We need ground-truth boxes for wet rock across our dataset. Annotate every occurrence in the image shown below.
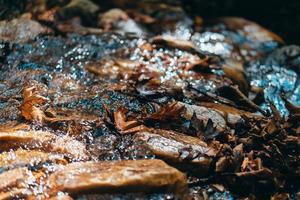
[0,2,299,198]
[0,129,89,161]
[98,8,128,30]
[179,102,227,133]
[57,0,99,25]
[191,32,238,59]
[146,4,192,37]
[204,17,283,62]
[99,8,146,35]
[265,45,300,74]
[199,102,260,126]
[151,35,202,55]
[47,159,188,196]
[246,64,300,116]
[86,59,140,81]
[219,17,284,44]
[0,18,52,43]
[0,42,10,63]
[0,167,30,192]
[0,188,29,200]
[57,17,103,35]
[0,149,67,170]
[134,129,219,174]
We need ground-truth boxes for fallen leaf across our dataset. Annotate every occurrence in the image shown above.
[19,86,48,122]
[114,107,143,134]
[142,102,185,122]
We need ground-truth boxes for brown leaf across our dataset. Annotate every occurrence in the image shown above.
[142,102,185,122]
[37,7,58,23]
[269,103,282,121]
[241,156,262,172]
[223,64,249,94]
[216,156,230,172]
[218,85,266,114]
[19,86,48,122]
[114,107,142,134]
[86,60,140,81]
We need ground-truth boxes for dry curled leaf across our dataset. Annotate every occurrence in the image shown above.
[142,102,185,122]
[20,86,48,122]
[241,156,262,172]
[114,107,147,134]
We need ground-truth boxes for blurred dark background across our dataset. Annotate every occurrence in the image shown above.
[183,0,300,45]
[1,0,300,44]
